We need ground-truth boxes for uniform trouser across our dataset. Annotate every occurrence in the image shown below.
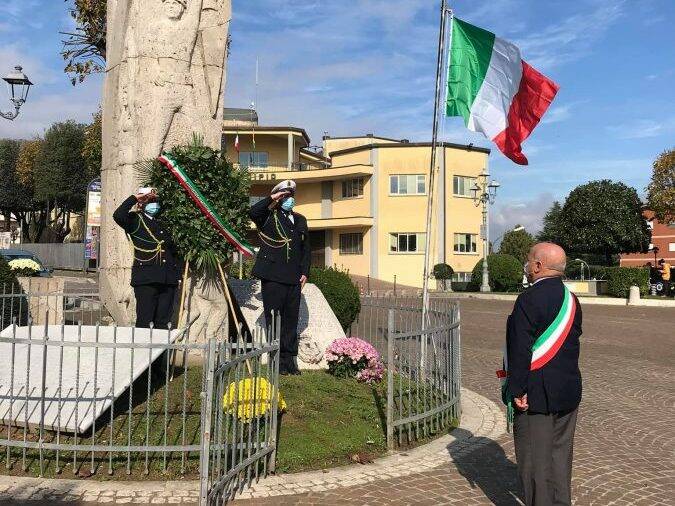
[260,280,301,368]
[133,283,177,329]
[514,408,578,506]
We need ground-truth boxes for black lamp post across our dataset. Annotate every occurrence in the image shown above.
[1,66,33,120]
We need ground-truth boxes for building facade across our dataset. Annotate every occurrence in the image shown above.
[223,114,490,288]
[620,210,675,266]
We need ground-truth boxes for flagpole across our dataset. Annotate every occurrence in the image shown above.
[421,0,451,328]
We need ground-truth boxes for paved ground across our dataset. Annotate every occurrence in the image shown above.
[1,299,673,505]
[242,299,675,505]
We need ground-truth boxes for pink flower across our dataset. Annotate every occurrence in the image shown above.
[325,337,384,383]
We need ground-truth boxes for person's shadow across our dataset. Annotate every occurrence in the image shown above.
[447,428,523,505]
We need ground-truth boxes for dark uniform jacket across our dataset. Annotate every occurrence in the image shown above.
[506,276,582,414]
[249,196,310,285]
[113,195,182,287]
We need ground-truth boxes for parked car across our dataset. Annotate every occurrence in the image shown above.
[0,249,53,277]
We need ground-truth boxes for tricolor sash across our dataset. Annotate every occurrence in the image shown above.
[158,154,255,258]
[497,284,577,431]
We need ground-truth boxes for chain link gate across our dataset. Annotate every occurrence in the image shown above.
[199,318,281,505]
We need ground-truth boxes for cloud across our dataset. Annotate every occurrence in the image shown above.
[491,192,556,245]
[606,117,675,140]
[541,104,571,125]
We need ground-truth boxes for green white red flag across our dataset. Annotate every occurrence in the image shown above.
[446,18,559,165]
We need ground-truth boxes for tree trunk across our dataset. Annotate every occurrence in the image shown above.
[1,210,11,232]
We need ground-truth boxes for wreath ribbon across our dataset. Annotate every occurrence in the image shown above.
[157,154,254,258]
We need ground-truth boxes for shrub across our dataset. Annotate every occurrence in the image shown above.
[8,258,41,277]
[309,266,360,330]
[470,254,522,292]
[432,263,454,280]
[0,257,28,326]
[605,267,649,297]
[325,337,384,384]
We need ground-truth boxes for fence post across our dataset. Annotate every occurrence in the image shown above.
[386,308,395,451]
[199,338,217,505]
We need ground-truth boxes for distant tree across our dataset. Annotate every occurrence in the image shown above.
[646,148,675,223]
[61,0,106,85]
[537,201,563,243]
[556,180,650,265]
[0,139,24,232]
[499,226,535,263]
[82,109,102,177]
[34,121,90,242]
[14,139,45,241]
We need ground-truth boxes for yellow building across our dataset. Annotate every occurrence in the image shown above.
[223,110,490,288]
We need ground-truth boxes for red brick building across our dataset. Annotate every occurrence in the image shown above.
[620,210,675,266]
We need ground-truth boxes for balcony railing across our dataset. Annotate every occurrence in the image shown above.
[233,162,319,172]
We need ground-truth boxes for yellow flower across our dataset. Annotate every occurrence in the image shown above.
[222,377,287,422]
[8,258,41,272]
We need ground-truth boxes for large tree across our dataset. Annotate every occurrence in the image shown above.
[646,148,675,223]
[14,139,45,241]
[61,0,106,85]
[556,180,650,265]
[82,109,102,177]
[537,201,563,243]
[499,226,535,264]
[0,140,25,232]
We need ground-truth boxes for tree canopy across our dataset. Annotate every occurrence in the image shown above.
[0,139,25,231]
[646,148,675,223]
[61,0,106,85]
[537,201,563,243]
[553,180,650,265]
[499,226,535,263]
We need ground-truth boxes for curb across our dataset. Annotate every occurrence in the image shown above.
[441,291,675,308]
[0,388,505,503]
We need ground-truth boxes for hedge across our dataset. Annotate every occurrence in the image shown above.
[309,266,361,330]
[0,257,28,326]
[470,254,522,292]
[605,267,649,298]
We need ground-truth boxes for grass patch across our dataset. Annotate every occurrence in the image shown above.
[0,366,456,479]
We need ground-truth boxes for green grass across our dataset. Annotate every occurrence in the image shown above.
[0,367,455,479]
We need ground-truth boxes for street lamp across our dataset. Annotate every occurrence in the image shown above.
[472,171,500,292]
[1,66,33,121]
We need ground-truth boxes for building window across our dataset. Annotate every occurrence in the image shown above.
[239,151,269,169]
[669,242,675,252]
[389,175,426,195]
[453,175,476,197]
[342,178,364,198]
[390,233,426,253]
[454,233,477,253]
[340,233,363,255]
[452,272,472,282]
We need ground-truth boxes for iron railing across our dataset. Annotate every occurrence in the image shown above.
[350,295,461,449]
[0,289,281,506]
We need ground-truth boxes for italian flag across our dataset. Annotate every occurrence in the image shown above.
[446,18,559,165]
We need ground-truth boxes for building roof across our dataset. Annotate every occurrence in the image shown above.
[328,141,491,157]
[223,108,258,123]
[322,134,403,143]
[300,148,330,163]
[222,125,311,146]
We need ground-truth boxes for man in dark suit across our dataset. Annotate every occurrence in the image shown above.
[506,242,582,506]
[113,188,182,329]
[249,180,310,375]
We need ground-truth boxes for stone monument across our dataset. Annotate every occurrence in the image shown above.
[100,0,232,335]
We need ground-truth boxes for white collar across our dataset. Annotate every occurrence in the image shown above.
[532,275,561,285]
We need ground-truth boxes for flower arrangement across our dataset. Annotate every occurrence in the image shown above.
[8,258,42,277]
[325,337,385,384]
[222,377,287,422]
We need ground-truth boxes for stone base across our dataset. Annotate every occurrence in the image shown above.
[229,280,345,369]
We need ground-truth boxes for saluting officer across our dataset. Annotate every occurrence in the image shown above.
[250,180,310,375]
[113,188,182,329]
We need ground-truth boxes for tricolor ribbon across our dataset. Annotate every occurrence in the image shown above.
[158,154,255,258]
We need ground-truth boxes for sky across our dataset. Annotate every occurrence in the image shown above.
[0,0,673,242]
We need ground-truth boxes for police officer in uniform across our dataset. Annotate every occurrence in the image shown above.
[113,188,182,329]
[249,180,310,375]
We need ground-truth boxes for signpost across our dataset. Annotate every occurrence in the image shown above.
[84,178,102,271]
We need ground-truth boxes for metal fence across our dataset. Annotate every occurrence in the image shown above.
[16,243,85,271]
[0,289,280,505]
[350,295,461,449]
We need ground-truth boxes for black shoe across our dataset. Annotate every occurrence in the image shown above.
[279,363,291,376]
[290,367,301,376]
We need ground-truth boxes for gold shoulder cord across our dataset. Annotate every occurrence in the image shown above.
[257,210,292,261]
[127,214,164,263]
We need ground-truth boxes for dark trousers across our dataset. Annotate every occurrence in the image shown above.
[133,283,177,329]
[514,408,578,506]
[260,280,301,367]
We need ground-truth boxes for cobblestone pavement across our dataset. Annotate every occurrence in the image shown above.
[1,299,674,505]
[241,299,675,505]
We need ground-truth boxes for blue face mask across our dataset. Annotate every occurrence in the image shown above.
[281,196,295,212]
[145,202,161,217]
